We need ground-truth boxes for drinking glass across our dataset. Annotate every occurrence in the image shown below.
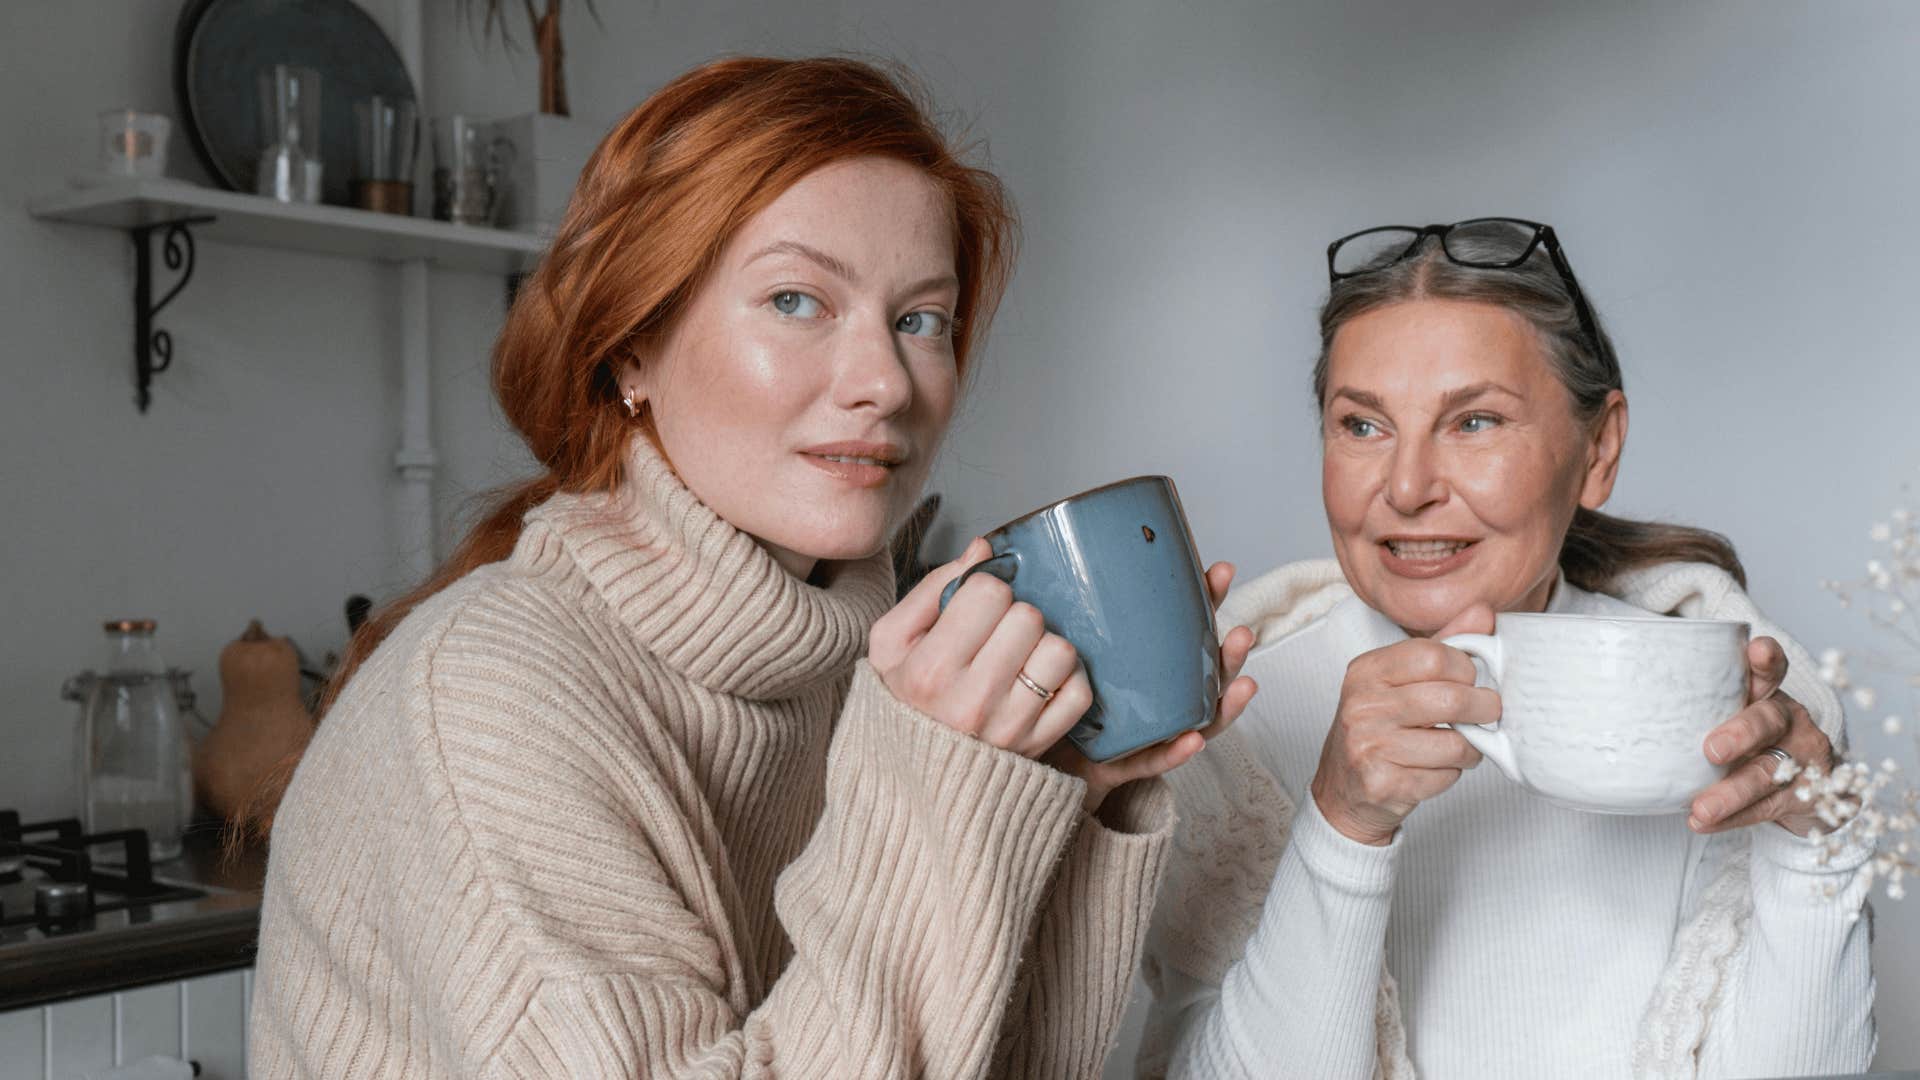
[256,64,323,203]
[353,95,417,214]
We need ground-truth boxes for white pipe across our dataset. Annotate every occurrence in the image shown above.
[392,0,437,581]
[395,262,437,582]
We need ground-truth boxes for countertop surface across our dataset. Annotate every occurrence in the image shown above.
[0,819,265,1011]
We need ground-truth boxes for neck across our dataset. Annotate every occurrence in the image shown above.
[755,536,818,582]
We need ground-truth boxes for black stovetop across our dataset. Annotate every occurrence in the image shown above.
[0,810,262,1010]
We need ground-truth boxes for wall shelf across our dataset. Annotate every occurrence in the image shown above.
[30,178,546,275]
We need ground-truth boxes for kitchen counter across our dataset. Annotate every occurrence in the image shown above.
[0,819,265,1011]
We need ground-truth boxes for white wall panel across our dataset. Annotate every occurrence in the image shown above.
[114,984,181,1065]
[0,1005,45,1080]
[180,971,247,1080]
[45,997,111,1077]
[0,969,249,1080]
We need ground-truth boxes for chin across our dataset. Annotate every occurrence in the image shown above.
[761,519,891,565]
[1359,580,1479,637]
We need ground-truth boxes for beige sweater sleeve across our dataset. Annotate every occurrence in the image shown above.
[442,660,1102,1079]
[993,777,1175,1078]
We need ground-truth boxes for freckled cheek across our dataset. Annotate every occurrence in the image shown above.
[685,331,833,441]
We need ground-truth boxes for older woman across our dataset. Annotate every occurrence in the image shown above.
[1137,219,1874,1078]
[248,57,1255,1079]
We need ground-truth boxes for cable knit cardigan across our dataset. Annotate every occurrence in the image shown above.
[249,434,1175,1079]
[1135,558,1869,1079]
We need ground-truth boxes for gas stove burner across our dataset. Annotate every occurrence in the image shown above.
[0,808,209,947]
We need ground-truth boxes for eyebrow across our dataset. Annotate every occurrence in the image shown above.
[1437,381,1521,411]
[747,239,960,302]
[1327,381,1520,412]
[748,240,860,283]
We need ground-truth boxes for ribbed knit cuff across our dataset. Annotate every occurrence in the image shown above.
[1292,790,1401,896]
[1092,776,1175,836]
[833,660,1088,866]
[765,662,1094,1073]
[1751,817,1874,911]
[1000,777,1175,1077]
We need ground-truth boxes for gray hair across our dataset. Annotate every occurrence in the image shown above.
[1312,225,1745,592]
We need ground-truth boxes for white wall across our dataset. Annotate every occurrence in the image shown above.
[4,0,1915,1071]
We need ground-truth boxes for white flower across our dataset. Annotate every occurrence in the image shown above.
[1884,715,1905,736]
[1873,522,1893,542]
[1854,687,1879,710]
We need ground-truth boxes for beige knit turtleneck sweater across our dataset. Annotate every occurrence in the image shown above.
[249,436,1175,1079]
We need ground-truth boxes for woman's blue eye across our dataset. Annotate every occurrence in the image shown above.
[1458,413,1500,433]
[1341,416,1380,438]
[896,310,950,338]
[771,291,825,318]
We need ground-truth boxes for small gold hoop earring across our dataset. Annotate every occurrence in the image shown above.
[620,391,640,418]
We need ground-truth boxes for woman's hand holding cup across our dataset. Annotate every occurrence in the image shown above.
[1688,636,1836,837]
[873,538,1097,758]
[871,539,1258,813]
[1311,605,1501,846]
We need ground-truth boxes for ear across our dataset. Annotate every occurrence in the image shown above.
[1578,389,1628,510]
[617,354,649,408]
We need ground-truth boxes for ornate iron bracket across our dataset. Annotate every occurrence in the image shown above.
[131,216,214,413]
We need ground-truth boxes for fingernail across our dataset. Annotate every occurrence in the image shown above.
[1697,798,1722,822]
[1687,816,1706,832]
[1705,736,1729,763]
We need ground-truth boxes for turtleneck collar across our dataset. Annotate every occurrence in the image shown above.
[518,435,896,700]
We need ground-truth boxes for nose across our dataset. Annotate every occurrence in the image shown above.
[1384,436,1447,516]
[833,316,914,417]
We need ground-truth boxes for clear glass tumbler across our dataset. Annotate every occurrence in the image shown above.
[256,64,323,203]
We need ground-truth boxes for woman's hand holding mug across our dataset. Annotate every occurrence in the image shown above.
[1311,605,1499,846]
[1688,636,1836,837]
[871,538,1257,813]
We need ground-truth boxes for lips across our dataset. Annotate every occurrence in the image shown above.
[798,440,907,489]
[1376,536,1478,578]
[1384,538,1474,561]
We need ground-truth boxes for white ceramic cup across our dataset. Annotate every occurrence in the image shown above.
[1441,612,1750,814]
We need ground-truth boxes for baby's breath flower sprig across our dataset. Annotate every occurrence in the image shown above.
[1811,489,1920,908]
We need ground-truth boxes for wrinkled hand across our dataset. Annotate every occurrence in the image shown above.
[1040,561,1259,813]
[1310,605,1499,846]
[1688,636,1835,837]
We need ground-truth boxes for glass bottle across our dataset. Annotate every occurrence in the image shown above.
[79,620,192,862]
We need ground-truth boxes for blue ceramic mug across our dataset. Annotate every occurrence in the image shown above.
[939,476,1220,762]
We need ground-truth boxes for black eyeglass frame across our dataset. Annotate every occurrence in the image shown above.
[1325,217,1604,359]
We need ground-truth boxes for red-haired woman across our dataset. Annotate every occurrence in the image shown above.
[248,57,1257,1078]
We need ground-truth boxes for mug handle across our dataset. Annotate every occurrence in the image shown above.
[1436,633,1520,783]
[938,551,1020,610]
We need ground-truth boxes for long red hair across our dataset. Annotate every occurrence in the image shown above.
[244,57,1017,836]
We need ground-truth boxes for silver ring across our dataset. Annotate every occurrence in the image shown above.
[1016,670,1055,702]
[1761,745,1795,778]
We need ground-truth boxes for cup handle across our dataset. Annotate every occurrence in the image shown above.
[938,551,1020,610]
[1436,632,1520,783]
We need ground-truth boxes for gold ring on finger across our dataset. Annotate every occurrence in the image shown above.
[1016,670,1055,702]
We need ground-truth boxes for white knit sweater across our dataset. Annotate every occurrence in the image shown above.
[250,434,1175,1078]
[1136,559,1876,1079]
